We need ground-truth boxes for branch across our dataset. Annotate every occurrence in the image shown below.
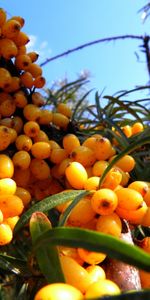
[40,34,144,67]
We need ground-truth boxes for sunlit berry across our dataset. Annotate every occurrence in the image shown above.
[38,109,53,125]
[13,90,28,108]
[0,38,18,59]
[70,145,96,167]
[85,279,120,299]
[109,154,135,172]
[33,76,46,88]
[84,176,100,191]
[10,16,25,28]
[12,31,30,46]
[93,137,113,160]
[57,103,72,118]
[15,54,32,71]
[77,248,106,265]
[0,154,14,178]
[96,212,122,237]
[33,130,49,142]
[23,104,41,121]
[128,181,149,197]
[30,158,51,180]
[52,112,69,129]
[86,265,106,283]
[20,71,34,89]
[116,202,148,225]
[0,178,16,195]
[115,187,143,210]
[2,19,21,38]
[31,92,46,106]
[0,194,24,218]
[0,223,13,246]
[27,51,39,62]
[62,134,80,154]
[92,160,109,177]
[23,121,40,137]
[132,122,144,135]
[11,116,24,134]
[91,188,118,215]
[12,150,31,170]
[65,162,88,189]
[15,134,32,151]
[15,187,31,207]
[4,76,21,93]
[31,142,51,159]
[27,63,42,78]
[50,148,68,164]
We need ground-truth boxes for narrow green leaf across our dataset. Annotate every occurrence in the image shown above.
[14,190,85,233]
[33,227,150,272]
[30,212,65,283]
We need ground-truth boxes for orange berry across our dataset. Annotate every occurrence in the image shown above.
[132,122,144,135]
[33,130,49,142]
[31,92,46,106]
[115,187,143,210]
[12,31,30,46]
[11,116,24,134]
[63,134,80,154]
[141,207,150,226]
[33,76,46,88]
[2,19,21,39]
[128,181,149,197]
[0,210,3,223]
[0,154,14,178]
[17,45,27,55]
[110,154,135,172]
[144,188,150,206]
[27,63,42,78]
[15,134,33,151]
[20,71,33,88]
[77,248,106,265]
[0,194,24,218]
[91,188,118,215]
[0,223,13,245]
[84,176,100,191]
[5,216,20,230]
[93,137,113,160]
[0,125,12,150]
[70,145,96,167]
[13,167,31,188]
[116,202,148,225]
[10,16,25,28]
[15,54,32,71]
[31,142,51,159]
[0,98,16,117]
[24,121,40,137]
[50,148,68,164]
[85,279,120,299]
[57,103,72,118]
[23,104,41,121]
[0,38,18,59]
[38,109,53,125]
[52,112,69,129]
[12,150,31,170]
[92,160,109,177]
[121,125,132,137]
[65,162,88,189]
[96,212,122,237]
[27,51,39,62]
[4,76,21,93]
[15,187,31,207]
[13,90,28,108]
[0,178,16,195]
[86,265,106,283]
[30,158,51,180]
[101,167,122,190]
[58,158,72,176]
[0,68,12,89]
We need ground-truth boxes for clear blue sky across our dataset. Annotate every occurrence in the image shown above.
[2,0,150,102]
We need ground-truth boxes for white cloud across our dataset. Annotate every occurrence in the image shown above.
[26,34,52,62]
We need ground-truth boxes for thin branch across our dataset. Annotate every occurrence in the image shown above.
[40,34,144,67]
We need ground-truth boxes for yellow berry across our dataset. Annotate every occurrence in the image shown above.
[65,162,88,189]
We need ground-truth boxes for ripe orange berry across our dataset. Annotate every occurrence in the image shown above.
[15,187,31,207]
[58,158,72,177]
[30,158,51,180]
[141,207,150,226]
[63,134,80,154]
[0,38,18,59]
[15,54,32,71]
[11,116,24,134]
[132,122,144,135]
[17,45,27,55]
[5,216,20,230]
[27,51,39,62]
[91,188,118,215]
[70,146,96,167]
[31,142,51,159]
[4,76,21,93]
[34,283,83,300]
[116,202,148,225]
[84,176,100,191]
[0,68,12,89]
[52,112,69,129]
[12,150,31,170]
[13,90,28,108]
[27,63,42,78]
[13,167,31,188]
[85,279,120,299]
[144,188,150,206]
[23,104,41,121]
[0,98,16,117]
[33,76,46,88]
[93,137,113,160]
[0,178,16,195]
[96,212,122,237]
[10,16,25,28]
[0,8,7,27]
[65,162,88,189]
[121,125,132,137]
[77,248,106,265]
[0,194,24,218]
[128,181,149,197]
[23,121,40,137]
[140,269,150,288]
[15,134,33,151]
[50,148,68,164]
[20,71,33,88]
[38,109,53,125]
[31,92,46,107]
[57,103,72,118]
[109,154,135,172]
[86,265,106,283]
[12,31,30,46]
[82,136,101,150]
[92,160,109,177]
[115,187,143,210]
[33,130,49,142]
[0,210,3,223]
[0,125,12,150]
[101,167,122,190]
[2,19,21,38]
[0,223,13,246]
[0,154,14,178]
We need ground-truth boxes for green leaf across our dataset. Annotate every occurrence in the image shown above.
[14,190,85,233]
[0,253,30,276]
[30,212,65,283]
[33,227,150,272]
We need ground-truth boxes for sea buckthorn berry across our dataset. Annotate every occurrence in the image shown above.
[2,19,21,38]
[17,45,27,55]
[10,16,25,28]
[82,136,101,150]
[132,122,144,135]
[62,134,80,154]
[15,187,31,207]
[0,8,7,27]
[20,71,33,88]
[4,76,21,93]
[0,178,16,195]
[38,109,53,125]
[121,125,132,137]
[12,31,30,46]
[66,195,96,227]
[144,189,150,206]
[140,270,150,288]
[0,68,12,89]
[0,125,12,150]
[77,248,106,265]
[0,210,3,223]
[31,92,46,107]
[65,162,88,189]
[128,181,149,197]
[141,207,150,226]
[12,150,31,170]
[0,92,13,104]
[52,112,69,129]
[96,212,122,237]
[102,167,122,190]
[118,169,130,187]
[57,103,72,118]
[23,104,41,121]
[34,283,83,300]
[86,265,106,283]
[115,187,143,210]
[60,255,91,293]
[116,202,147,225]
[0,154,14,178]
[31,142,51,159]
[84,176,100,191]
[85,279,120,299]
[59,246,84,265]
[0,223,13,246]
[58,158,72,176]
[0,194,24,218]
[50,148,68,164]
[13,90,28,108]
[27,51,39,62]
[11,116,24,134]
[93,137,113,160]
[0,38,18,59]
[109,154,135,172]
[33,130,49,142]
[48,140,61,149]
[15,54,32,71]
[5,216,19,230]
[0,99,16,117]
[23,121,40,137]
[70,146,96,167]
[92,160,109,177]
[91,188,118,215]
[13,168,31,188]
[27,63,42,78]
[15,134,32,151]
[30,158,51,180]
[0,117,13,127]
[33,76,46,88]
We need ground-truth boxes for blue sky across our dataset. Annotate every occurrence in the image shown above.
[2,1,150,102]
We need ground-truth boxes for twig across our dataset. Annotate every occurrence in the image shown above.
[40,34,144,67]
